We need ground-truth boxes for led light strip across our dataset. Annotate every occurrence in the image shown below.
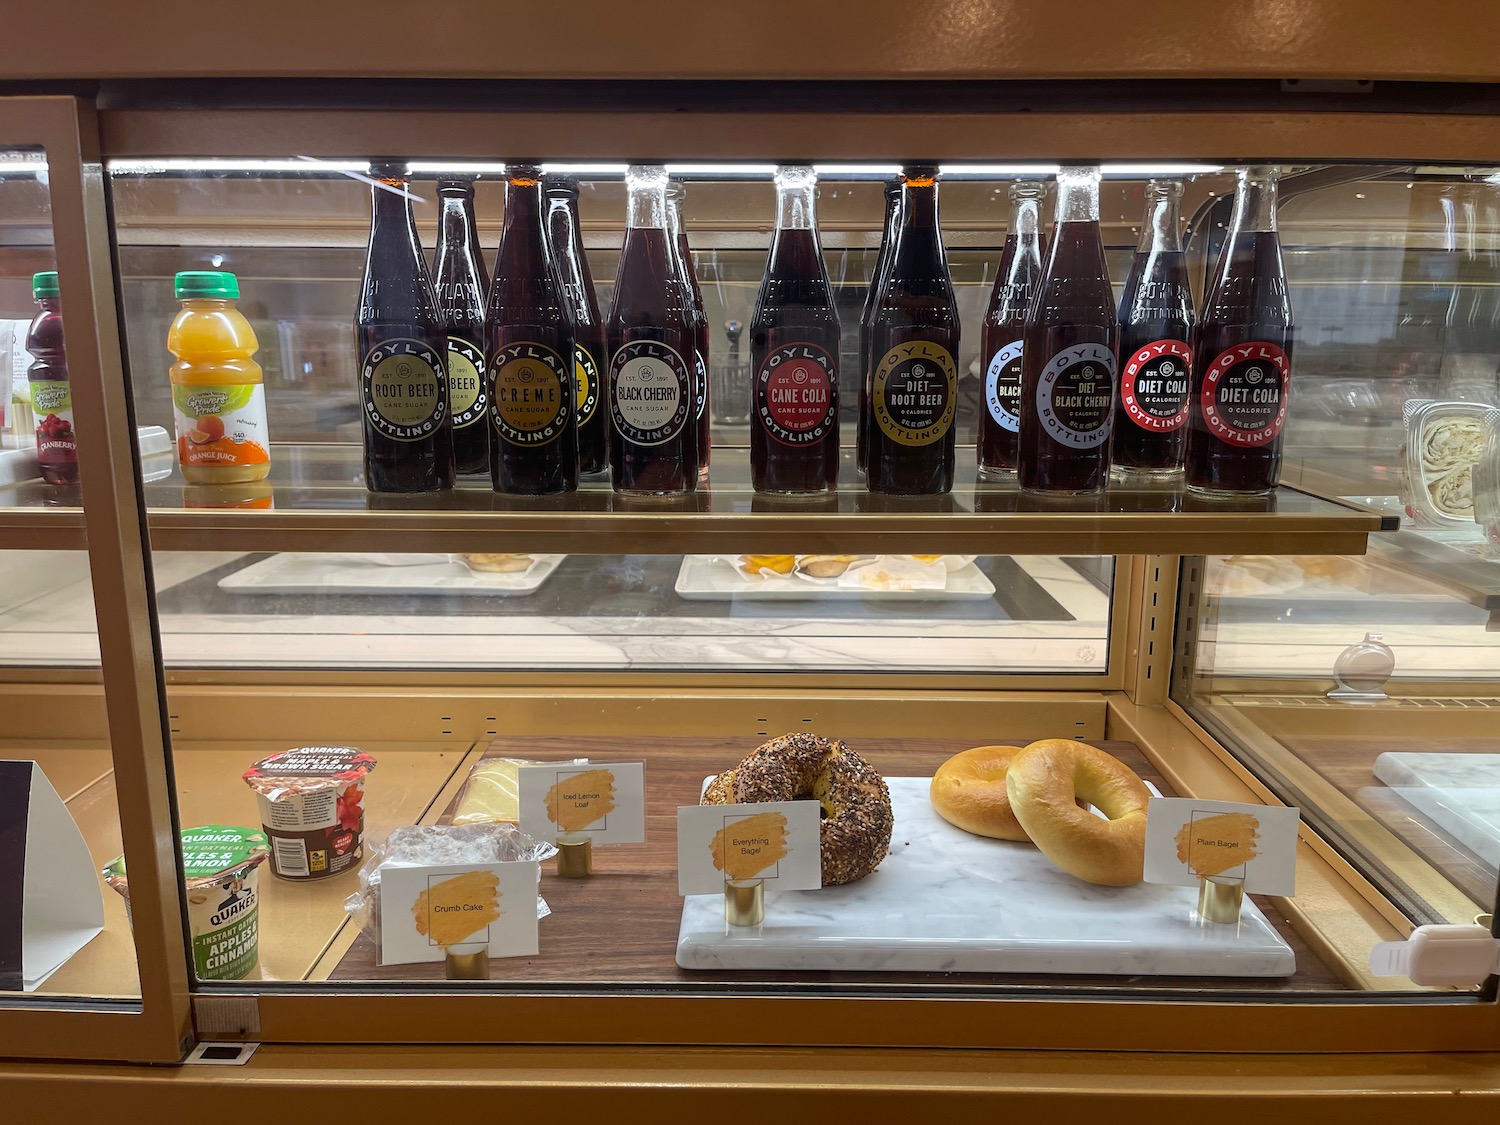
[106,158,371,174]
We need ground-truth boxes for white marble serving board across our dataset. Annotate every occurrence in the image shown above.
[1372,752,1500,872]
[675,557,996,602]
[676,777,1296,976]
[219,553,565,597]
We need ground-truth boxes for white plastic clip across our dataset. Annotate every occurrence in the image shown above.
[1369,924,1500,988]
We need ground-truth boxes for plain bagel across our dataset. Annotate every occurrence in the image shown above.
[929,745,1032,841]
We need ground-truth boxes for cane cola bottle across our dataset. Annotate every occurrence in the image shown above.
[1019,165,1117,495]
[432,177,491,475]
[866,165,961,495]
[858,180,902,477]
[545,176,610,476]
[606,165,699,495]
[1113,178,1194,481]
[485,163,578,495]
[749,165,841,494]
[1186,166,1294,495]
[978,179,1045,478]
[668,181,711,475]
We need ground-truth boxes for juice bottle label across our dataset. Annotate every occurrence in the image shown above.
[1036,343,1116,449]
[30,380,78,466]
[984,341,1024,433]
[756,342,837,446]
[610,340,692,446]
[489,341,569,446]
[873,341,957,448]
[361,338,449,442]
[574,345,601,426]
[1199,342,1289,447]
[1121,340,1191,432]
[172,383,271,467]
[446,337,488,432]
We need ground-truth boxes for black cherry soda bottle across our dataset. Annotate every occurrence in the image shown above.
[668,181,711,475]
[432,177,491,475]
[1186,166,1294,495]
[545,176,610,476]
[485,164,578,495]
[866,165,960,495]
[356,163,454,493]
[607,165,699,495]
[749,165,841,494]
[1113,178,1194,480]
[978,180,1045,477]
[1019,165,1117,495]
[858,179,902,477]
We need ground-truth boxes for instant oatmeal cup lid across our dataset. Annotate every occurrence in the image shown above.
[103,825,269,895]
[242,746,378,795]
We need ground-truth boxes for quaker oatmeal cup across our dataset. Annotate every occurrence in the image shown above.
[102,825,269,981]
[242,746,377,880]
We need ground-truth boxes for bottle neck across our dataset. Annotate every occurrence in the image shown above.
[1228,167,1280,234]
[774,169,817,231]
[900,178,939,229]
[1055,166,1101,224]
[627,167,669,231]
[440,193,475,247]
[1137,180,1184,253]
[1009,185,1043,244]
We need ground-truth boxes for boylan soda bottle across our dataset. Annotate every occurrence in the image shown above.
[1113,178,1194,481]
[857,179,902,477]
[667,181,711,475]
[432,177,491,476]
[865,164,961,495]
[749,165,841,494]
[1018,165,1117,495]
[356,163,454,493]
[1186,166,1294,495]
[606,165,699,495]
[485,163,578,495]
[544,175,610,477]
[977,180,1045,478]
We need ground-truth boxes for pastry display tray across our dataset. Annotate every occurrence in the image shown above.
[218,552,565,597]
[676,777,1295,976]
[1372,752,1500,873]
[675,556,997,601]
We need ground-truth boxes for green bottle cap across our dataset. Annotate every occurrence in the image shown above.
[174,271,240,300]
[32,271,59,299]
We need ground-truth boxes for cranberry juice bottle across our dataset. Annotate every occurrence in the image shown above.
[978,180,1045,478]
[668,181,711,475]
[485,164,578,495]
[432,177,491,476]
[749,165,841,494]
[866,165,961,495]
[1186,166,1294,495]
[26,271,78,486]
[1018,166,1117,495]
[545,176,610,477]
[1113,178,1194,480]
[606,165,699,495]
[857,180,902,477]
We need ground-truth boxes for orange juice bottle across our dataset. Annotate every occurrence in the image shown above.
[168,271,270,483]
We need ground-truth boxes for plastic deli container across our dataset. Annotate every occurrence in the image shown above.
[1400,399,1500,526]
[102,825,269,981]
[242,746,377,880]
[1474,414,1500,549]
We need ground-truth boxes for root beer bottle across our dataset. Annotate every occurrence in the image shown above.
[1113,179,1194,481]
[668,181,711,475]
[485,163,578,495]
[749,165,841,494]
[1186,166,1294,495]
[545,176,610,477]
[858,180,902,477]
[356,163,454,493]
[432,177,491,475]
[866,165,960,495]
[978,179,1045,478]
[1018,165,1117,495]
[607,165,699,495]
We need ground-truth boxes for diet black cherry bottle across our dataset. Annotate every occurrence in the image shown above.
[857,179,902,478]
[432,177,491,476]
[977,180,1045,478]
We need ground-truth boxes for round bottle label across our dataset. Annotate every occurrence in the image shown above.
[1035,343,1116,450]
[362,338,448,442]
[446,337,487,431]
[984,340,1024,433]
[756,343,837,446]
[574,345,601,426]
[1120,339,1191,432]
[872,341,958,448]
[610,340,692,446]
[489,341,570,446]
[1199,341,1290,447]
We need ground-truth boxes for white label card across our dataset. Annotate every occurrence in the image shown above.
[1142,797,1299,896]
[517,762,645,844]
[377,860,539,966]
[676,800,823,895]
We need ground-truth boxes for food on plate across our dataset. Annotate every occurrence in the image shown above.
[702,732,893,885]
[1005,739,1151,887]
[929,745,1033,841]
[461,552,535,573]
[452,758,524,824]
[795,554,861,579]
[242,746,377,880]
[737,553,796,577]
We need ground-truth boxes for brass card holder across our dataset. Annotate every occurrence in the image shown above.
[445,944,490,980]
[556,835,593,879]
[1197,874,1246,925]
[725,878,765,927]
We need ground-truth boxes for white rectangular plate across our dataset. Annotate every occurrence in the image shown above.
[675,556,997,602]
[219,553,565,598]
[1372,752,1500,872]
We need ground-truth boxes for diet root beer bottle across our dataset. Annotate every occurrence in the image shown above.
[485,164,578,495]
[606,165,699,495]
[978,180,1045,478]
[749,165,841,494]
[545,176,610,477]
[865,165,961,495]
[668,181,711,475]
[432,177,491,476]
[1019,165,1118,495]
[858,180,902,477]
[1186,166,1294,495]
[356,163,454,493]
[1113,178,1194,481]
